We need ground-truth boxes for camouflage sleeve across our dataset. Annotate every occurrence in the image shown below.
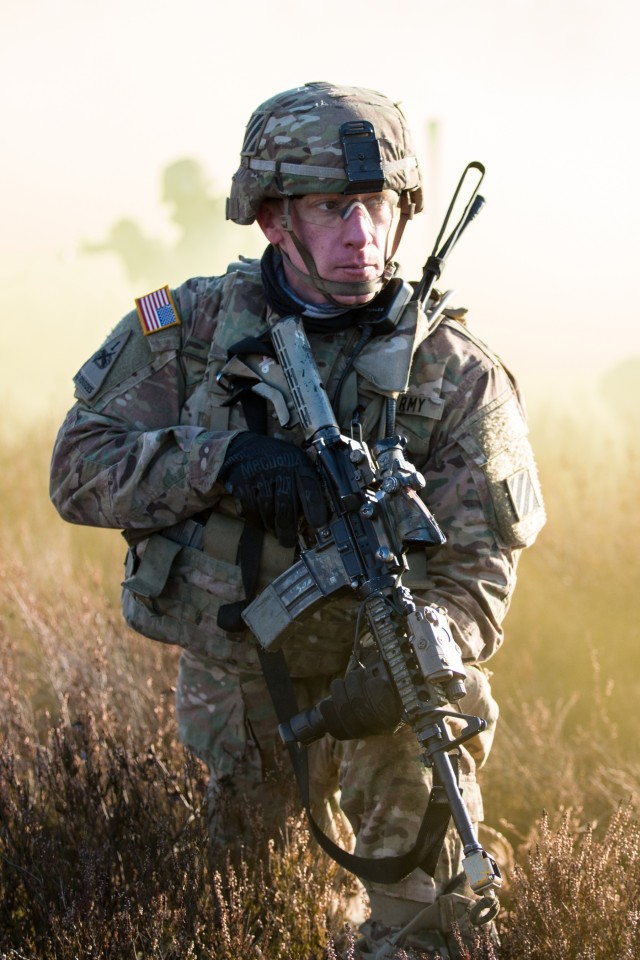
[400,322,545,663]
[49,277,236,531]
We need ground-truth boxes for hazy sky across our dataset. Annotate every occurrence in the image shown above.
[2,0,639,424]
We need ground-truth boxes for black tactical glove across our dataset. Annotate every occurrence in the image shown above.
[288,662,403,743]
[323,662,403,739]
[219,432,329,548]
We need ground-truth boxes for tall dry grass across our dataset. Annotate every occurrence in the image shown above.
[1,401,639,958]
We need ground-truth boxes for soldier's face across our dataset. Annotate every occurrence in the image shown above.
[258,193,397,306]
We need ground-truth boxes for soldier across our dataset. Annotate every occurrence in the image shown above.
[50,82,545,959]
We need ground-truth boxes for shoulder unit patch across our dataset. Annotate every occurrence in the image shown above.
[73,329,131,401]
[135,286,181,335]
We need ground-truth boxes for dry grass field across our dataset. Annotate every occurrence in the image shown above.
[1,403,638,959]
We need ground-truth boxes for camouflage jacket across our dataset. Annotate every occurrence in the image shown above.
[50,258,545,673]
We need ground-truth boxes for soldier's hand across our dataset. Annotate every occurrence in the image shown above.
[219,432,329,547]
[323,663,403,739]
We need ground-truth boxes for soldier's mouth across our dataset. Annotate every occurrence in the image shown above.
[337,263,377,277]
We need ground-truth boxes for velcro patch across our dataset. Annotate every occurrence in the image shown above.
[73,329,131,401]
[454,393,546,547]
[135,286,181,335]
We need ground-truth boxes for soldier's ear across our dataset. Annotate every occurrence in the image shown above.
[256,200,286,245]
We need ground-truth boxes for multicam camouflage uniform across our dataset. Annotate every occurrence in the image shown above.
[50,82,545,956]
[50,256,543,899]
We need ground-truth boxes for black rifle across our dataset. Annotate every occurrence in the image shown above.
[242,162,501,924]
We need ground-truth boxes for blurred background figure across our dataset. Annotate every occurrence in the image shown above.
[161,158,221,273]
[81,157,264,286]
[81,218,168,285]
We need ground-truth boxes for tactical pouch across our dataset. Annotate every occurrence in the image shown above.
[121,532,259,666]
[120,500,356,677]
[122,535,183,604]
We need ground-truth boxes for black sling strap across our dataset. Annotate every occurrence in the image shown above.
[216,334,274,633]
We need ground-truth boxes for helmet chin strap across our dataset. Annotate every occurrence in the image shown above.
[278,196,412,307]
[277,245,396,303]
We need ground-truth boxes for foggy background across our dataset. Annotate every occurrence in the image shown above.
[2,0,639,427]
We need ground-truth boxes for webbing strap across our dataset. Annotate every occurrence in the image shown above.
[243,155,418,181]
[216,335,272,632]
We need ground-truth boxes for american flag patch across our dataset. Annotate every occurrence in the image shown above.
[135,286,180,335]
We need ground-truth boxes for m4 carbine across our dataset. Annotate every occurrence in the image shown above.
[242,163,502,923]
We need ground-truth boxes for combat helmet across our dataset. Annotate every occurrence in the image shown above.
[226,82,423,301]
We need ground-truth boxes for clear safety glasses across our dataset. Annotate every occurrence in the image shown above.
[293,190,400,229]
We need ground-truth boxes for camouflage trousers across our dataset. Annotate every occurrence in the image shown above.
[175,649,498,906]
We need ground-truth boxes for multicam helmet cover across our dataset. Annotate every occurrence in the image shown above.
[226,82,423,225]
